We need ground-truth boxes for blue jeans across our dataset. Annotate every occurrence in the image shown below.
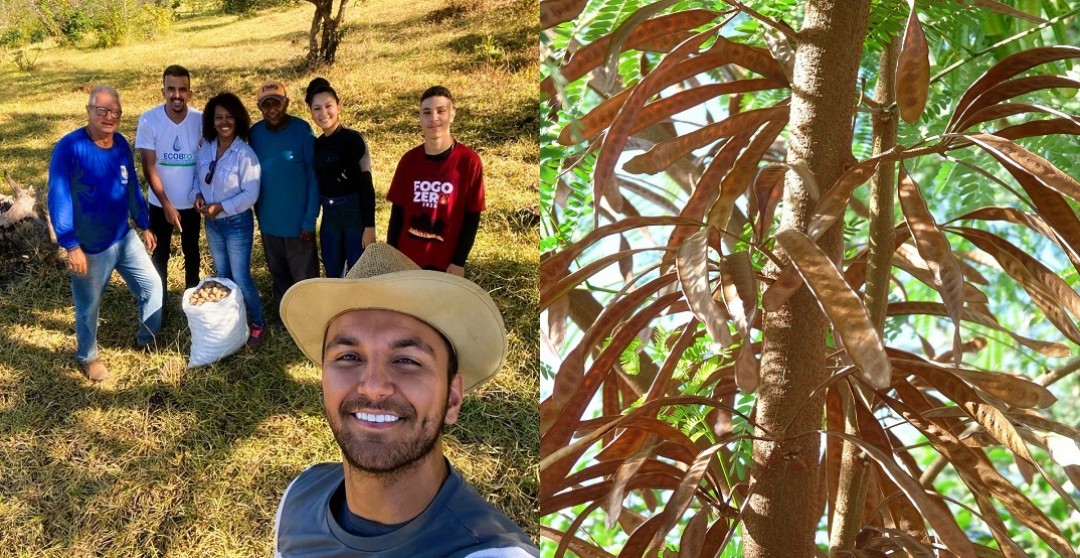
[72,228,163,364]
[204,210,265,326]
[320,193,364,278]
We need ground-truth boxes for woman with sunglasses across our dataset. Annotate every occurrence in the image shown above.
[190,92,266,347]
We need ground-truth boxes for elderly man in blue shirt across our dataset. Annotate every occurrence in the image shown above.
[48,84,163,381]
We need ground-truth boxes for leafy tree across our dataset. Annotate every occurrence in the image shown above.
[221,0,259,15]
[220,0,297,16]
[540,0,1080,556]
[91,0,173,47]
[0,0,174,47]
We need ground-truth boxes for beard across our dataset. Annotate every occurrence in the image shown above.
[327,394,448,480]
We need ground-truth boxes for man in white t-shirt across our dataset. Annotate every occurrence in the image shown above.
[135,65,204,319]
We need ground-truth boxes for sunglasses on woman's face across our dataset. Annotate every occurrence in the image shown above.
[204,159,217,184]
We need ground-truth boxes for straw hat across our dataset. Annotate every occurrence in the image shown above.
[280,243,506,391]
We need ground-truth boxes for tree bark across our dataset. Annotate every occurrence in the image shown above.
[306,0,349,68]
[324,0,351,64]
[745,2,870,557]
[305,0,327,68]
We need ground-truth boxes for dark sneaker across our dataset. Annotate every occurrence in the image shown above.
[83,359,109,381]
[247,323,266,348]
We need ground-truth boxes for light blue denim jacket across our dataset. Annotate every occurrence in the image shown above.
[190,137,261,217]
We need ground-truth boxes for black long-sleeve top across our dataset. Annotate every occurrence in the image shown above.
[313,126,376,228]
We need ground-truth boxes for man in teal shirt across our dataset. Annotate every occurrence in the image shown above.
[250,81,320,320]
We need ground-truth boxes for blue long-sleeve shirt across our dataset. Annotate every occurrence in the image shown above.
[189,137,261,217]
[47,128,149,254]
[250,116,320,237]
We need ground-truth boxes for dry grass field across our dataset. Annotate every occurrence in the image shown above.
[0,0,539,555]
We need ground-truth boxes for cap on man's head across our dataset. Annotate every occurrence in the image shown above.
[258,81,288,106]
[279,243,507,392]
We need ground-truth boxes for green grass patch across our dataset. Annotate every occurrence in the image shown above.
[0,1,538,555]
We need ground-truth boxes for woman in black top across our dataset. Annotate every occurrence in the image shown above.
[305,78,376,277]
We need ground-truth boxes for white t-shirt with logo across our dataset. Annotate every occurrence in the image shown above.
[135,104,203,210]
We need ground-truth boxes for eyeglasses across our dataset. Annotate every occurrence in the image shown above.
[90,106,122,118]
[204,159,217,184]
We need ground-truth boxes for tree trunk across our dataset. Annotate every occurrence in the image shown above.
[306,0,350,68]
[305,0,327,68]
[864,34,901,334]
[744,2,870,557]
[829,33,901,554]
[326,0,351,64]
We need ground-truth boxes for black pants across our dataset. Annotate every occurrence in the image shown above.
[260,232,319,319]
[149,204,202,307]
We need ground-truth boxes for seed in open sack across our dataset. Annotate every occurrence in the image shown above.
[189,281,232,306]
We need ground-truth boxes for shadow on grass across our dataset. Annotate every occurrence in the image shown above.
[486,205,541,238]
[198,28,310,51]
[0,343,322,554]
[453,253,539,535]
[0,68,147,105]
[340,10,436,53]
[470,255,539,344]
[0,254,326,554]
[446,32,537,74]
[0,111,88,188]
[173,21,233,35]
[0,238,539,552]
[455,99,538,156]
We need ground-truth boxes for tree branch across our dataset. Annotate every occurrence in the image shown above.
[930,7,1080,85]
[727,0,798,42]
[1036,356,1080,387]
[831,32,901,553]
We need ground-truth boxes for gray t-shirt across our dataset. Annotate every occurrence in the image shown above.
[274,462,538,557]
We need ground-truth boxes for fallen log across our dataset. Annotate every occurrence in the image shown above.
[0,172,60,263]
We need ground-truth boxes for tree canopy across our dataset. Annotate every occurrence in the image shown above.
[540,0,1080,556]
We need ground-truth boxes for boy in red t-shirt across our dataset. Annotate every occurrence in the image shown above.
[387,86,484,275]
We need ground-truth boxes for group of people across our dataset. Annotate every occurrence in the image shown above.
[46,66,536,556]
[49,65,487,380]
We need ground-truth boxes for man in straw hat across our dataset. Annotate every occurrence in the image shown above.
[274,243,537,557]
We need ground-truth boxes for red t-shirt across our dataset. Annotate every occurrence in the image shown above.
[387,143,485,270]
